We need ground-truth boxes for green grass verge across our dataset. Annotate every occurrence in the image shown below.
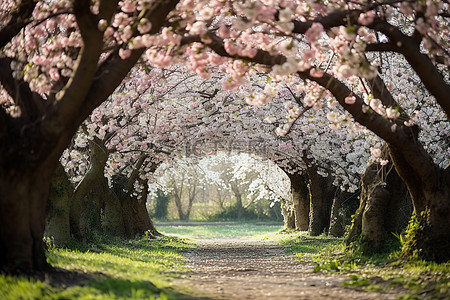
[157,223,283,239]
[1,235,194,300]
[263,230,450,299]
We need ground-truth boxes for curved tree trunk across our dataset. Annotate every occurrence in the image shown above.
[70,138,124,241]
[115,175,159,238]
[287,172,310,231]
[45,162,73,247]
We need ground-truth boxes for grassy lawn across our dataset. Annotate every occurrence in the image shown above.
[3,224,448,299]
[264,230,450,299]
[156,221,283,239]
[1,235,194,300]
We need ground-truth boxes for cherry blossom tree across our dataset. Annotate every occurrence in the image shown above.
[1,0,449,273]
[164,0,449,261]
[0,0,179,272]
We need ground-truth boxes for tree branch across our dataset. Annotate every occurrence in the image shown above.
[0,57,46,122]
[0,0,36,48]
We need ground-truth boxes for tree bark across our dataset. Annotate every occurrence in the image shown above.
[305,165,334,236]
[45,162,73,247]
[70,139,124,241]
[287,173,310,231]
[0,165,54,272]
[346,146,413,252]
[389,147,450,262]
[0,0,180,272]
[114,174,159,238]
[280,196,295,230]
[328,190,357,238]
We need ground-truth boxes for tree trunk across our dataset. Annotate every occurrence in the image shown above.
[45,162,73,247]
[388,146,449,262]
[306,165,334,236]
[231,183,244,219]
[70,138,124,241]
[328,190,357,238]
[361,185,391,249]
[288,173,309,231]
[114,173,159,238]
[102,190,125,238]
[346,146,413,253]
[0,164,55,272]
[280,197,295,230]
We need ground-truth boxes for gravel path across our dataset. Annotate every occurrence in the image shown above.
[174,237,397,300]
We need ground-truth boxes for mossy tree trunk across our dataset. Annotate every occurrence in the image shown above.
[70,138,124,241]
[45,162,73,247]
[346,145,412,253]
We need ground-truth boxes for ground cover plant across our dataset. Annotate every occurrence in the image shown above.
[0,235,194,300]
[267,230,450,299]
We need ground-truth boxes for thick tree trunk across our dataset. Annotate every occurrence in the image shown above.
[306,165,334,236]
[361,185,391,249]
[70,139,124,241]
[102,191,125,238]
[389,146,450,262]
[0,166,54,272]
[45,162,73,247]
[346,146,413,252]
[288,173,310,231]
[114,174,159,238]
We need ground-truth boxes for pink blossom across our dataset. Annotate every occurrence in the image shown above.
[49,68,60,81]
[358,11,375,26]
[119,48,131,59]
[305,23,324,43]
[113,12,130,28]
[120,0,136,13]
[256,5,276,22]
[138,18,152,34]
[224,39,239,56]
[344,96,356,105]
[276,127,288,137]
[380,160,389,166]
[98,19,108,31]
[218,25,231,38]
[310,68,324,78]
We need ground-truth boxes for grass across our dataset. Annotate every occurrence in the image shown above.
[1,235,194,300]
[264,230,450,299]
[157,222,283,239]
[3,224,448,299]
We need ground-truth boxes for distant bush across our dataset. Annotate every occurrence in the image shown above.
[152,190,170,220]
[207,203,280,221]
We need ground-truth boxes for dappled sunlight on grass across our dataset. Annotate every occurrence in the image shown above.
[1,236,194,300]
[262,230,450,299]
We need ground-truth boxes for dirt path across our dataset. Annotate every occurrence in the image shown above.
[174,237,397,300]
